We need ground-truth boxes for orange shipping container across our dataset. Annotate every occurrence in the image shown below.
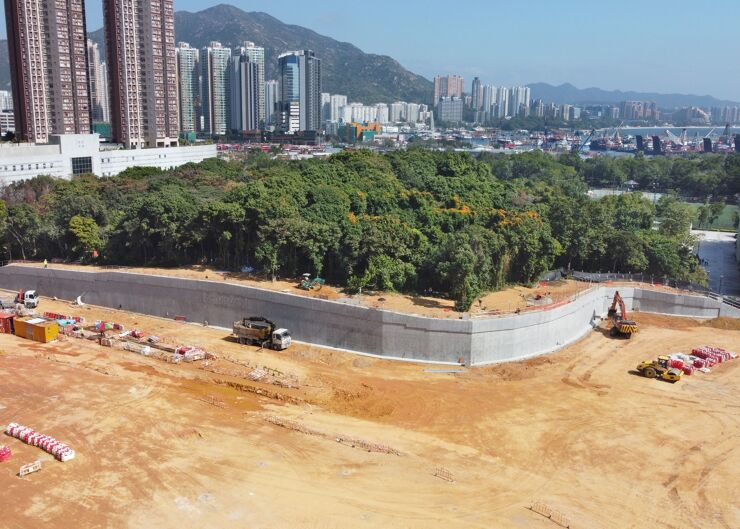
[14,317,59,343]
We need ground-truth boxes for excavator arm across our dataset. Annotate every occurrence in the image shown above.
[609,291,628,320]
[607,291,638,337]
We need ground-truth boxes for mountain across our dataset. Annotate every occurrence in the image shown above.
[84,4,432,105]
[527,82,739,109]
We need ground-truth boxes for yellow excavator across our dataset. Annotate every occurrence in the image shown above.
[636,356,682,383]
[607,291,638,338]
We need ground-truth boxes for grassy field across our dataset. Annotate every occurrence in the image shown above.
[688,203,740,230]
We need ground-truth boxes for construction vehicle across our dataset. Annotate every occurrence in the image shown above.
[300,273,325,291]
[13,290,39,309]
[233,316,292,350]
[636,356,682,383]
[607,291,638,338]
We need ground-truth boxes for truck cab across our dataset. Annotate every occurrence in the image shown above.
[16,290,39,309]
[272,328,292,350]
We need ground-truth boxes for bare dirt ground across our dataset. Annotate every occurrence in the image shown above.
[14,262,603,317]
[0,297,738,529]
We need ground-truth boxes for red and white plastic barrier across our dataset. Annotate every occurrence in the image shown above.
[4,423,75,462]
[0,445,11,462]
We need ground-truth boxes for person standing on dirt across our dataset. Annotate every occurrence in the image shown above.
[43,259,48,269]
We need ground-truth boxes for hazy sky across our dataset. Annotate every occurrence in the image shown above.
[2,0,738,101]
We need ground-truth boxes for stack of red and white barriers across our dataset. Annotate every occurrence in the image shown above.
[4,423,75,462]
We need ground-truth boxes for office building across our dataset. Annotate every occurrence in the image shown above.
[5,0,91,143]
[199,42,231,136]
[234,41,265,126]
[265,80,279,126]
[0,134,216,182]
[437,97,463,122]
[278,50,321,132]
[176,42,199,133]
[229,51,259,132]
[104,0,179,148]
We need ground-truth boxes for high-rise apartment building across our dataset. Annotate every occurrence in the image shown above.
[508,86,531,117]
[433,75,464,106]
[437,97,463,123]
[5,0,91,143]
[232,42,265,127]
[405,102,421,123]
[265,80,279,126]
[0,90,13,111]
[321,92,332,122]
[199,41,231,136]
[329,94,347,122]
[278,50,321,132]
[104,0,179,148]
[87,39,110,123]
[176,42,199,133]
[389,102,404,122]
[471,77,483,111]
[375,103,389,124]
[229,52,259,132]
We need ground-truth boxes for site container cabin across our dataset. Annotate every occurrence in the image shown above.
[14,317,59,343]
[0,312,15,334]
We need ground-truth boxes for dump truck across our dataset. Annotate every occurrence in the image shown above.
[607,291,638,338]
[233,317,292,350]
[636,356,682,383]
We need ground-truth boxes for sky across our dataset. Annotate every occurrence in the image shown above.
[2,0,739,101]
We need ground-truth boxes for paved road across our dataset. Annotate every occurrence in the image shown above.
[694,230,740,296]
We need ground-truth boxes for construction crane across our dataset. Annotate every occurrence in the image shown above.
[665,129,682,145]
[572,129,595,153]
[607,291,638,338]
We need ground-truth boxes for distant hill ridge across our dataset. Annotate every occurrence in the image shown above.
[84,3,433,105]
[527,82,740,109]
[1,4,737,108]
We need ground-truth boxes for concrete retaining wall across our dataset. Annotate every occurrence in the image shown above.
[0,265,734,366]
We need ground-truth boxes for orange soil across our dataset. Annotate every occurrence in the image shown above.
[0,298,738,528]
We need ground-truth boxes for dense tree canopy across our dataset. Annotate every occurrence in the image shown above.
[1,149,723,309]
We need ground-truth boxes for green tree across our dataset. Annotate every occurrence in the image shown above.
[68,215,102,257]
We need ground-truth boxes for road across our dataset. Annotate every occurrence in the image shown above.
[694,229,740,296]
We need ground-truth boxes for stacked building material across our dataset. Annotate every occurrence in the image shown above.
[4,423,75,462]
[123,342,151,356]
[692,346,735,365]
[668,359,684,369]
[175,346,206,362]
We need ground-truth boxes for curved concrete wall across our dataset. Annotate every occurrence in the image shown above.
[0,265,735,366]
